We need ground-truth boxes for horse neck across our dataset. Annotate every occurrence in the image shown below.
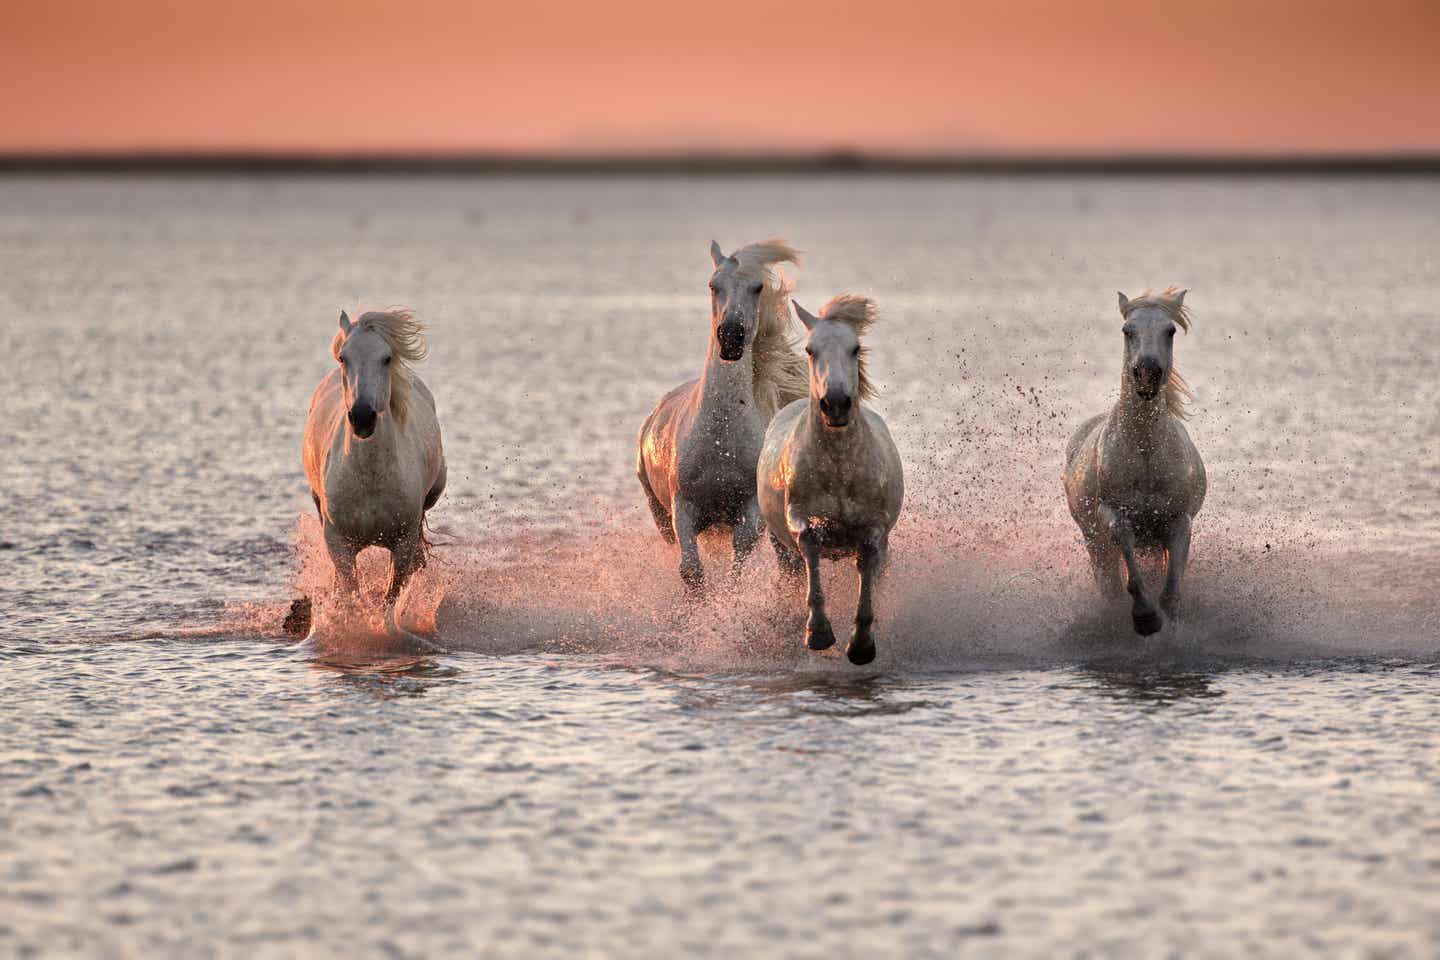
[697,339,755,413]
[1111,374,1170,441]
[336,410,401,470]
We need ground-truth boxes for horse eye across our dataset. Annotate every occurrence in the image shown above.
[338,355,347,365]
[751,282,764,294]
[383,356,392,365]
[851,346,861,357]
[1167,327,1176,337]
[804,346,814,356]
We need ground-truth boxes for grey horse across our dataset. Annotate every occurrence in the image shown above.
[1063,287,1206,636]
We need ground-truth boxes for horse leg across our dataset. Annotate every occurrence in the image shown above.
[731,496,762,575]
[1098,504,1161,636]
[384,524,423,607]
[323,523,360,595]
[848,537,882,665]
[672,497,705,596]
[1159,514,1192,621]
[383,524,445,655]
[1084,537,1124,599]
[285,494,328,636]
[797,526,835,651]
[638,465,676,544]
[771,531,805,579]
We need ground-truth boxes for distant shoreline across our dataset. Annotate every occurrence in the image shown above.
[2,152,1439,176]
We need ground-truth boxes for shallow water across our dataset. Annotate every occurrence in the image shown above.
[2,173,1438,955]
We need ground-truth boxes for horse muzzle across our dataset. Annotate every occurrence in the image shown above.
[348,404,378,439]
[819,391,853,429]
[716,322,745,362]
[1131,360,1165,399]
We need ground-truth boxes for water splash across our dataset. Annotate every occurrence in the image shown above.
[233,499,1440,673]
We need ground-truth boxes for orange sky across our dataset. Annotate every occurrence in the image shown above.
[3,0,1438,156]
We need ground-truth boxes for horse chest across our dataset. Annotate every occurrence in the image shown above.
[792,454,888,534]
[678,414,763,497]
[324,459,420,542]
[1101,456,1186,521]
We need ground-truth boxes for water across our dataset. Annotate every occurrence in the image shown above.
[2,173,1438,955]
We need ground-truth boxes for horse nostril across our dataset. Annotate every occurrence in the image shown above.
[348,406,377,435]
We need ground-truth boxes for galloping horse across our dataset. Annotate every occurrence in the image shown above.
[757,295,904,665]
[637,239,809,594]
[1063,287,1206,636]
[303,309,447,650]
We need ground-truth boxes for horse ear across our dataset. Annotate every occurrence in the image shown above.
[710,240,727,267]
[1170,288,1187,307]
[1117,292,1131,316]
[339,310,353,333]
[792,299,819,331]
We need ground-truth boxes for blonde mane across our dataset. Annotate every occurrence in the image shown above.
[1121,286,1193,419]
[331,308,428,423]
[819,293,880,401]
[732,238,808,416]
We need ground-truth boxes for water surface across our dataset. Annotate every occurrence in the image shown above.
[1,174,1437,956]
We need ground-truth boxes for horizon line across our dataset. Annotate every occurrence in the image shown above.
[3,150,1440,176]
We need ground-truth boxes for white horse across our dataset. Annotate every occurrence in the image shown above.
[1063,287,1206,636]
[637,238,809,594]
[302,309,447,650]
[757,295,904,665]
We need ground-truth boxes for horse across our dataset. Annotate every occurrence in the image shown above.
[302,309,448,651]
[757,295,904,665]
[636,238,809,594]
[1063,287,1207,636]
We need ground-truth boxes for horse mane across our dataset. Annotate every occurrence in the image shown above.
[819,293,880,401]
[1122,286,1193,419]
[331,308,428,424]
[732,238,807,415]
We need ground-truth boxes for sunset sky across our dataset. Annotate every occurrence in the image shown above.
[4,0,1438,157]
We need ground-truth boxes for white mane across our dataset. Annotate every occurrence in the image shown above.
[819,293,880,401]
[731,238,808,416]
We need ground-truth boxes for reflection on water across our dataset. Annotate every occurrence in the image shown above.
[6,640,1437,956]
[678,669,944,719]
[304,648,460,699]
[1081,667,1226,706]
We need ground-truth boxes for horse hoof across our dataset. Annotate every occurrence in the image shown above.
[680,570,706,600]
[394,629,447,656]
[1160,594,1181,621]
[806,618,836,651]
[1133,609,1164,636]
[846,636,876,666]
[384,607,447,655]
[282,596,312,637]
